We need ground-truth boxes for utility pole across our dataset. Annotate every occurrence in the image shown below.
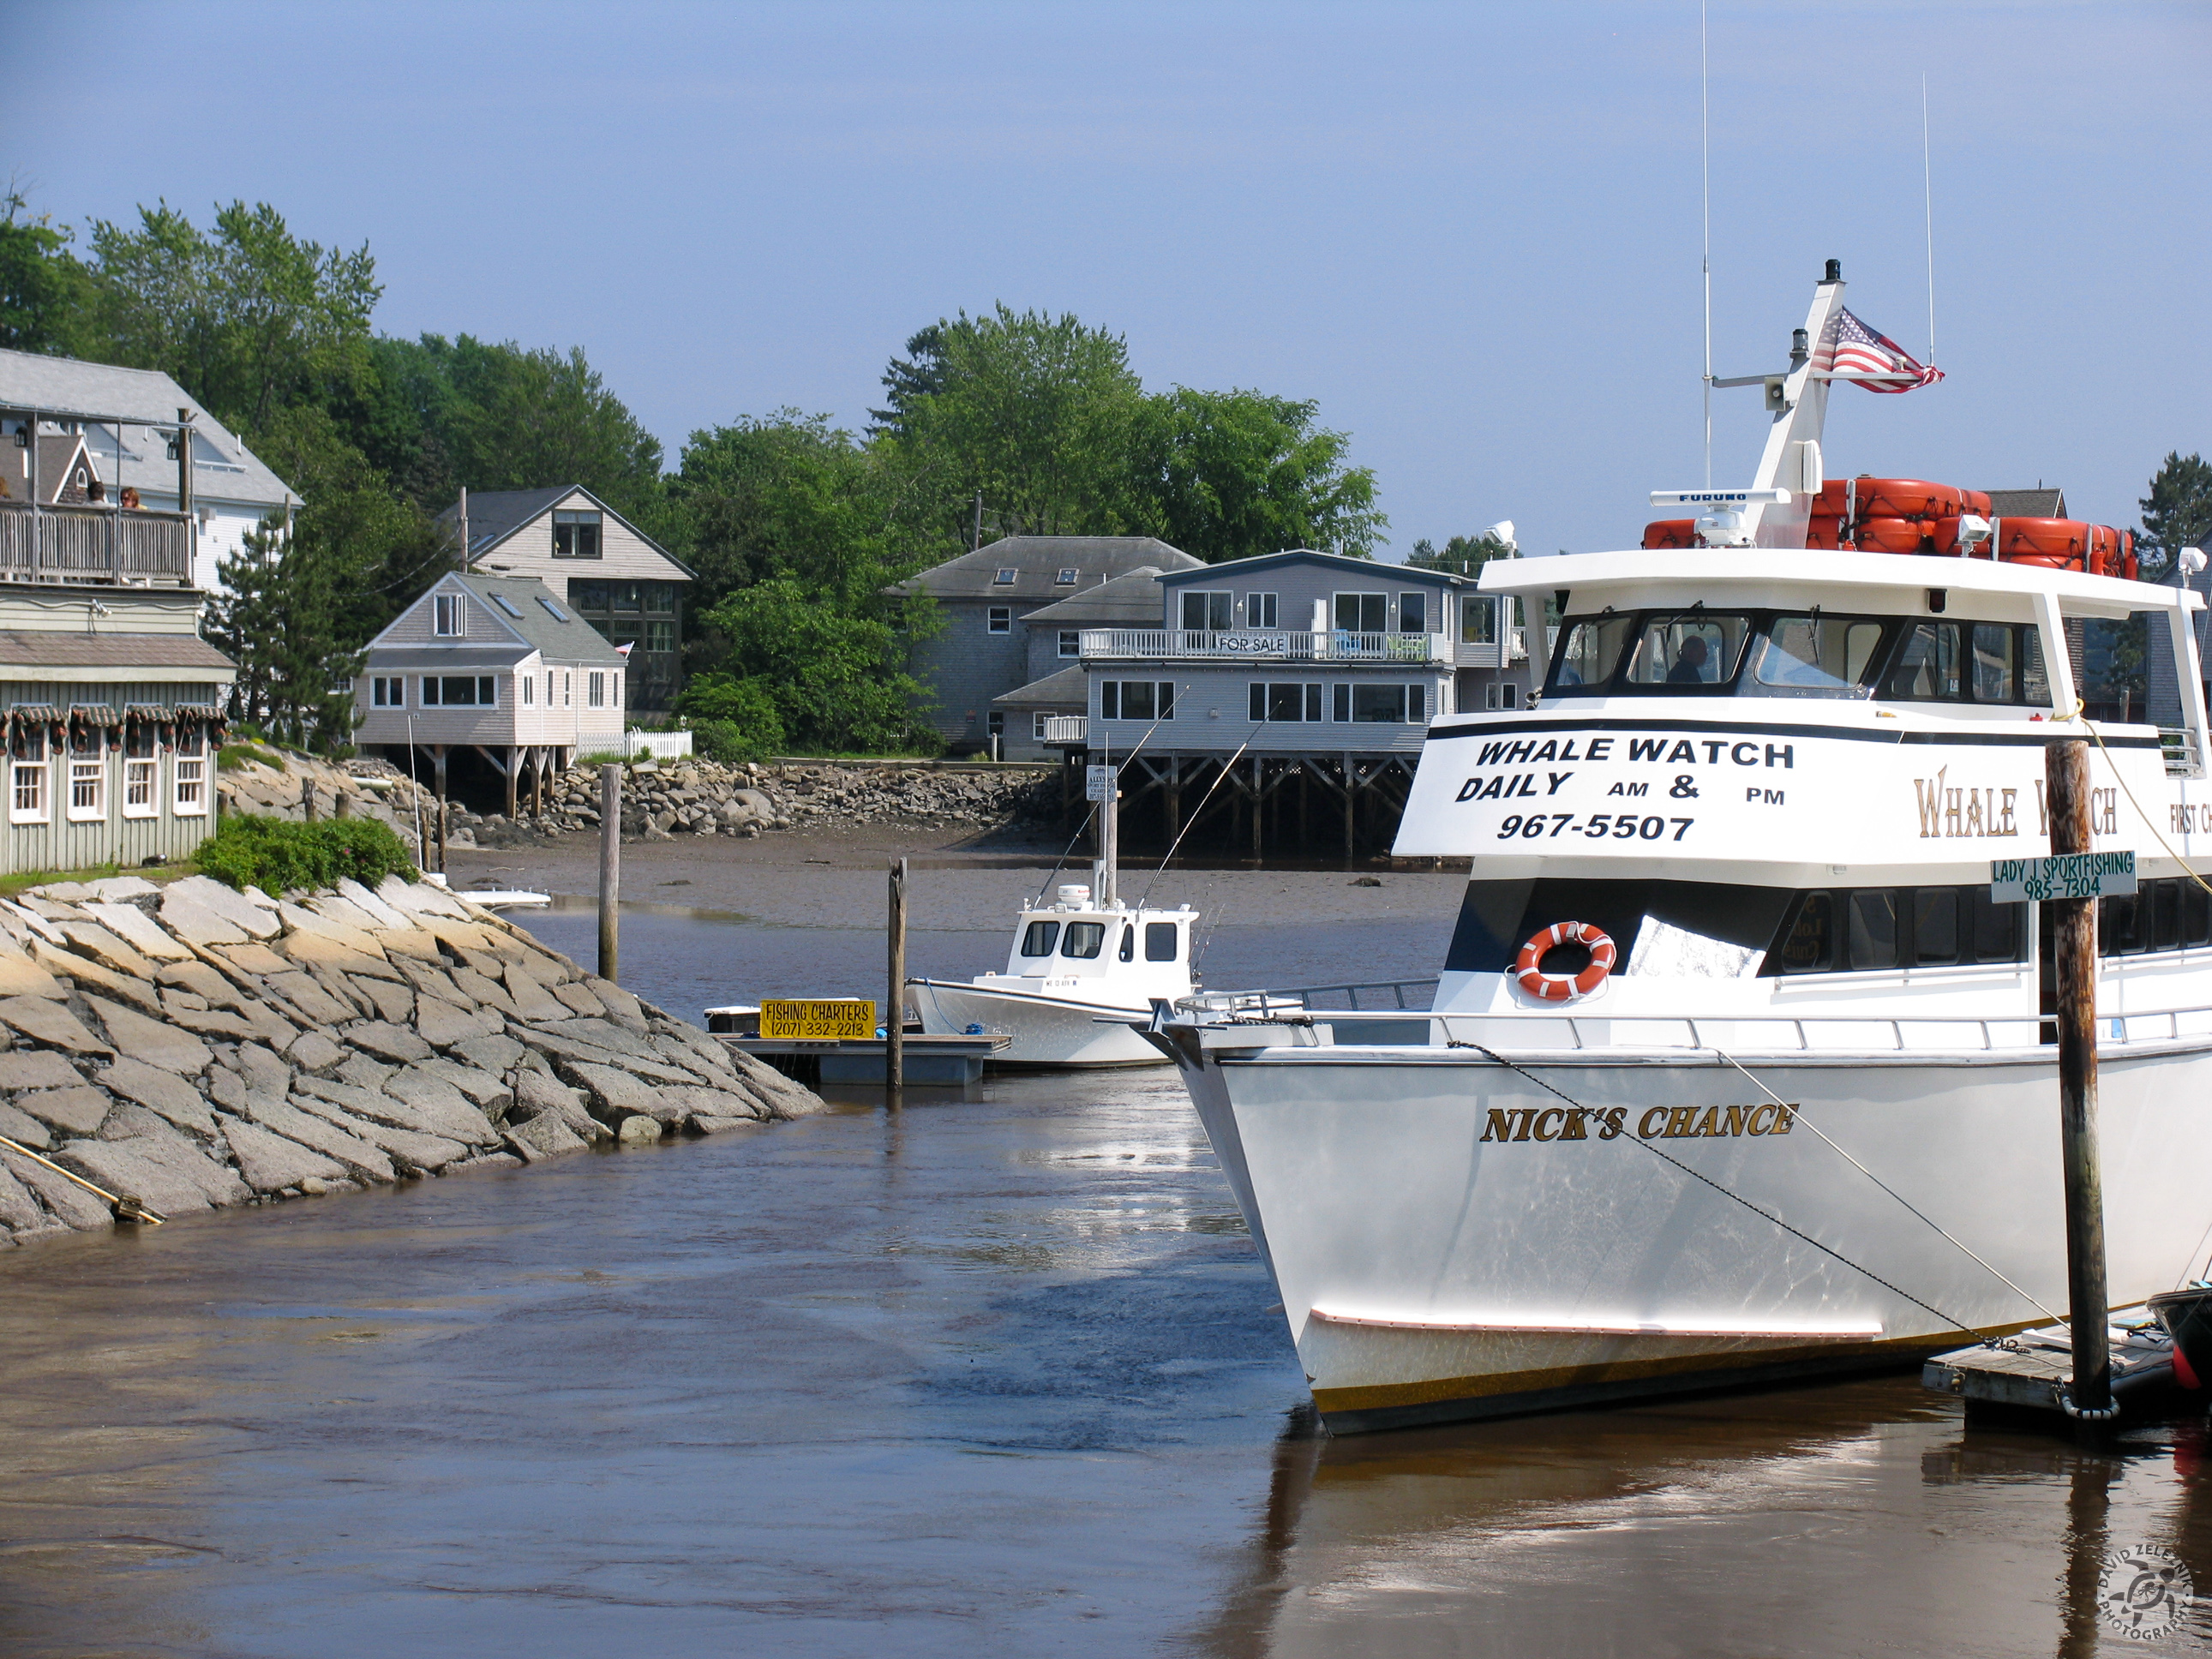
[2047,739,2113,1424]
[972,491,984,553]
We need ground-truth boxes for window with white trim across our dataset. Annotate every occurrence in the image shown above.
[563,671,572,706]
[1099,680,1174,721]
[1180,590,1232,632]
[122,720,157,819]
[1033,712,1052,740]
[172,726,207,815]
[1398,591,1429,633]
[987,606,1012,634]
[433,593,466,637]
[1334,592,1388,633]
[421,676,496,706]
[1329,683,1425,722]
[1245,593,1279,628]
[371,676,405,708]
[1249,682,1322,722]
[9,723,46,824]
[67,724,105,822]
[522,674,535,706]
[589,672,606,708]
[1058,630,1080,658]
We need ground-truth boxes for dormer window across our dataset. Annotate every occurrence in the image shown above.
[1055,567,1079,584]
[994,568,1018,584]
[553,509,602,559]
[433,594,466,637]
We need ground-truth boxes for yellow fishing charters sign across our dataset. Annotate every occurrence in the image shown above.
[759,999,877,1040]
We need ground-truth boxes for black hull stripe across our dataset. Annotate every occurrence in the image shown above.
[1423,716,2162,751]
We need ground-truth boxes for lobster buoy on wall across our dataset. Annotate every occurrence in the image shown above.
[1642,518,1696,550]
[1514,921,1617,1003]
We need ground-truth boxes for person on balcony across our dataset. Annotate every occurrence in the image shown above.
[119,487,141,510]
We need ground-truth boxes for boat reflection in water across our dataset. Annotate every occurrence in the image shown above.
[1196,1387,2212,1656]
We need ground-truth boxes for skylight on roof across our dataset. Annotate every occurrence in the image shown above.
[1055,567,1079,584]
[490,593,525,619]
[538,597,570,621]
[994,567,1018,584]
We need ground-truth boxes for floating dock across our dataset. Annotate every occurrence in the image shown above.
[706,1005,1005,1087]
[1923,1319,2186,1422]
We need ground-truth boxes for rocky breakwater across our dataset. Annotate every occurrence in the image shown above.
[0,872,824,1246]
[501,758,1058,846]
[216,748,435,856]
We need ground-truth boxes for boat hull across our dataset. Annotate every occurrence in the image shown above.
[910,979,1167,1068]
[1175,1038,2212,1431]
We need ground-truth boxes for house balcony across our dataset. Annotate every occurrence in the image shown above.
[0,501,195,586]
[1079,628,1451,665]
[1040,714,1088,747]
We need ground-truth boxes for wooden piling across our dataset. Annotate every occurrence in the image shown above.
[2047,739,2112,1422]
[597,763,620,983]
[888,857,908,1094]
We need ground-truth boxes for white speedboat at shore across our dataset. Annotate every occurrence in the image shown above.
[1156,263,2212,1432]
[910,759,1200,1067]
[908,883,1197,1068]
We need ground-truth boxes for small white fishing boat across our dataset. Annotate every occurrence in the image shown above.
[908,884,1197,1068]
[908,764,1200,1067]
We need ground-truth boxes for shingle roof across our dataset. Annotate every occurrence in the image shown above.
[435,486,572,560]
[891,536,1201,603]
[1154,548,1464,587]
[453,574,626,666]
[363,572,626,668]
[992,664,1088,708]
[1019,567,1172,626]
[0,348,298,508]
[0,631,235,672]
[1987,488,2068,519]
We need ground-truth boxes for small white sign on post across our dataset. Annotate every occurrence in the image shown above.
[1990,851,2137,903]
[1086,764,1114,803]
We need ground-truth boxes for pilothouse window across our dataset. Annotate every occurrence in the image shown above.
[1061,922,1106,959]
[1747,615,1886,697]
[1021,920,1060,956]
[1621,614,1751,688]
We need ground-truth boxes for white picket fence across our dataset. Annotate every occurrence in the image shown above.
[626,729,694,761]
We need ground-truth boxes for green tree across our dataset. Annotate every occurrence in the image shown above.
[210,406,445,750]
[682,578,931,754]
[84,200,380,430]
[1408,532,1513,574]
[882,305,1149,542]
[0,191,94,355]
[1134,387,1385,560]
[337,332,664,524]
[668,410,911,612]
[2140,452,2212,584]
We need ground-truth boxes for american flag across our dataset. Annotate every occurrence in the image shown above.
[1823,308,1945,393]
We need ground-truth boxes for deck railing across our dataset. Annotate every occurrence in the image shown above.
[1040,714,1088,745]
[1173,995,2212,1056]
[0,502,193,584]
[1081,628,1450,664]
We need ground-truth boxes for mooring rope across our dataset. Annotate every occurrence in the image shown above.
[1448,1039,1990,1341]
[1139,735,1254,914]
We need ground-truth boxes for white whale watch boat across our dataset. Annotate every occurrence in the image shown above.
[909,775,1198,1068]
[1156,264,2212,1431]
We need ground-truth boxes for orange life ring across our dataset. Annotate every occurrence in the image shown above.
[1514,921,1617,1003]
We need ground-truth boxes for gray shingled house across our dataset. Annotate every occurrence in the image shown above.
[890,535,1202,752]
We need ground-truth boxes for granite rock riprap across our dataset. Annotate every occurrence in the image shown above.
[0,872,824,1247]
[450,757,1057,848]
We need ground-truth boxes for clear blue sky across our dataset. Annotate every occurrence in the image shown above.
[8,2,2206,559]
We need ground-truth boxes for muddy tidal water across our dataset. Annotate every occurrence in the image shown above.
[3,904,2210,1656]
